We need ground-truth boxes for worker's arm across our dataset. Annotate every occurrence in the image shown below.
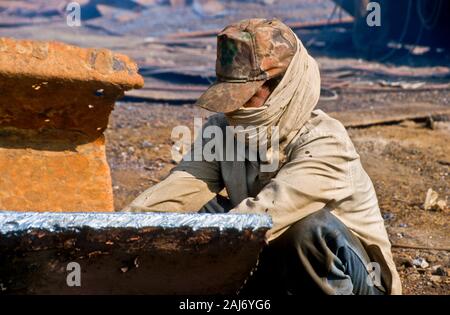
[122,118,224,213]
[229,131,356,241]
[122,167,222,213]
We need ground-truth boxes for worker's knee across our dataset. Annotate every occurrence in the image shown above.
[279,208,346,249]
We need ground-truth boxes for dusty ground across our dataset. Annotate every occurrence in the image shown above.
[349,122,449,294]
[105,88,449,295]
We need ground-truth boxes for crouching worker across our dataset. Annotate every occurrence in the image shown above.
[123,18,401,295]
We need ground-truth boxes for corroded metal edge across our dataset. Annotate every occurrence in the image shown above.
[0,211,272,234]
[0,37,144,89]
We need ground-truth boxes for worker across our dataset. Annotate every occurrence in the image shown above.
[123,18,401,295]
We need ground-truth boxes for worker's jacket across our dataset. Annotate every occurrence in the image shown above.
[124,109,402,294]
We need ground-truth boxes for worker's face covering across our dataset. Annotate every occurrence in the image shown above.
[225,33,321,168]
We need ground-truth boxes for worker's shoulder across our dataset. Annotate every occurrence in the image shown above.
[309,109,347,134]
[289,110,358,159]
[298,109,349,142]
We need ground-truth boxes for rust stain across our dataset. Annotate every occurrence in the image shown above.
[0,37,144,212]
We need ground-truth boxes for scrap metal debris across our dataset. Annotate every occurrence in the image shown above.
[378,80,426,90]
[329,102,450,128]
[412,257,430,269]
[423,188,448,212]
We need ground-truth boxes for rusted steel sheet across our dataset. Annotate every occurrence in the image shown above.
[329,102,450,128]
[0,211,271,294]
[0,37,143,212]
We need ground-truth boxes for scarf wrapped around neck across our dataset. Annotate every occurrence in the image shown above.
[225,33,321,165]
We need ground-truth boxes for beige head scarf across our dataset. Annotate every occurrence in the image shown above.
[225,33,321,163]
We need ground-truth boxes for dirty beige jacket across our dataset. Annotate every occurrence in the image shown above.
[124,110,402,295]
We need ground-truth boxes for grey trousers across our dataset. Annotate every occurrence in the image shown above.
[200,197,386,295]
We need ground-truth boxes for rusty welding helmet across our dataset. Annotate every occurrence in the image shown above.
[195,18,297,113]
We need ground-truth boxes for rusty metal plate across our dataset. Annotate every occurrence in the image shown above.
[0,211,271,295]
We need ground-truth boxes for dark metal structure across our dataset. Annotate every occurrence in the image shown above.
[0,211,271,294]
[333,0,450,58]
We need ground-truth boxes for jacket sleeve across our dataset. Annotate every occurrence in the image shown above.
[229,132,356,241]
[122,163,223,212]
[122,114,226,212]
